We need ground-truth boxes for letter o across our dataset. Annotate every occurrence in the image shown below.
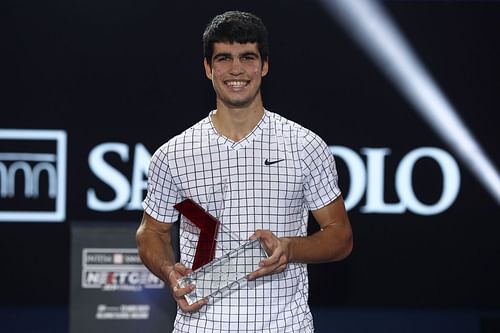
[396,147,460,215]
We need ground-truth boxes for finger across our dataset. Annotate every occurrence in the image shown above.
[247,265,277,280]
[247,255,287,280]
[246,267,266,281]
[256,233,279,255]
[168,263,193,287]
[252,229,272,240]
[179,298,208,313]
[167,270,183,289]
[173,262,191,275]
[259,247,281,267]
[173,282,196,298]
[274,263,287,273]
[249,257,280,279]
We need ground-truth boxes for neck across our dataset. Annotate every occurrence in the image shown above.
[211,103,265,142]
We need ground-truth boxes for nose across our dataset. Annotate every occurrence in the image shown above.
[229,59,244,75]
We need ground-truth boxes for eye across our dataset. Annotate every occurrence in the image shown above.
[215,55,230,62]
[241,55,257,61]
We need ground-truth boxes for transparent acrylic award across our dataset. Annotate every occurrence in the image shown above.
[174,181,269,305]
[177,238,268,305]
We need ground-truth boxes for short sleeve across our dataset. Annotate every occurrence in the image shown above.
[301,133,341,210]
[142,145,182,223]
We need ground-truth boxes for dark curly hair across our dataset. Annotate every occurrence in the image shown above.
[203,11,269,65]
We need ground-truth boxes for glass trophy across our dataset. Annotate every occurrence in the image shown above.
[174,183,268,305]
[177,238,268,305]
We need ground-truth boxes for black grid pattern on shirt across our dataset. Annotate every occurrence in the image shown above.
[143,111,341,333]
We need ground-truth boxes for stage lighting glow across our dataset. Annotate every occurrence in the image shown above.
[319,0,500,205]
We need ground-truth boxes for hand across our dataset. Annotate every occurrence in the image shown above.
[163,262,208,313]
[247,230,290,280]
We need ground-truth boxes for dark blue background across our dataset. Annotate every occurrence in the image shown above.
[1,0,499,331]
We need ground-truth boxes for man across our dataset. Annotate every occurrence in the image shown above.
[137,10,352,332]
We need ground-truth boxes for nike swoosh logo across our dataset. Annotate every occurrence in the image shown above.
[264,159,285,166]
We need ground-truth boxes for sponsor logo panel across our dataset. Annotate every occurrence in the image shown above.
[0,129,67,222]
[82,248,164,291]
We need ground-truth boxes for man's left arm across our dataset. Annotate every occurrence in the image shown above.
[248,196,352,280]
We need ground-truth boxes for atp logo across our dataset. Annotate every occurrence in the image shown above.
[0,129,67,222]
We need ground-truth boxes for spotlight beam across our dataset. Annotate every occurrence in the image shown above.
[319,0,500,204]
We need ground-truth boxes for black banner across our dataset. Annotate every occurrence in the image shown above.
[1,0,499,312]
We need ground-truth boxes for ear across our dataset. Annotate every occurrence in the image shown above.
[203,58,213,80]
[261,58,269,77]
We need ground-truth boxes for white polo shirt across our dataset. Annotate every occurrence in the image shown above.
[143,110,341,333]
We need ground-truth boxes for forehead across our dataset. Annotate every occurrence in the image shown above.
[212,42,260,57]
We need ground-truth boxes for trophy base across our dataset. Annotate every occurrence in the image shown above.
[177,239,268,305]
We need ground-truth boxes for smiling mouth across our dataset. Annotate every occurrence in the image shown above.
[224,80,249,89]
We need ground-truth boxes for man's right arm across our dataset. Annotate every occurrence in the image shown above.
[136,212,208,312]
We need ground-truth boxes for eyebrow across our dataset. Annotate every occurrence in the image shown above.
[213,51,260,60]
[240,52,259,58]
[213,52,231,60]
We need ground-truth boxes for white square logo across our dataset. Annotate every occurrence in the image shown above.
[0,129,67,222]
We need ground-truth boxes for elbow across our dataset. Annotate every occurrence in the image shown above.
[332,229,353,262]
[340,232,353,260]
[336,215,354,261]
[135,224,143,245]
[135,224,147,256]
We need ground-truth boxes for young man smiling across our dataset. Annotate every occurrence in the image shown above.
[137,10,352,333]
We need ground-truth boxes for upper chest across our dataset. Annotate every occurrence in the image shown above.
[170,133,304,203]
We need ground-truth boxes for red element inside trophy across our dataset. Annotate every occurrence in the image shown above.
[174,199,220,270]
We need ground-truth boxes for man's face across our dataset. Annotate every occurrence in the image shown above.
[204,42,269,109]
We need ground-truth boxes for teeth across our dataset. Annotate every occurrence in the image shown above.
[226,81,247,87]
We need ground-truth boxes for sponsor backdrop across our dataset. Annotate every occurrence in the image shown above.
[1,0,499,330]
[69,222,176,332]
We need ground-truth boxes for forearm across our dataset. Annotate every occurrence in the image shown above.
[136,224,176,282]
[284,221,353,264]
[248,220,352,281]
[136,214,207,312]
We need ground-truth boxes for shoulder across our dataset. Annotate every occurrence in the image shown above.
[167,116,211,148]
[151,115,211,163]
[266,110,326,149]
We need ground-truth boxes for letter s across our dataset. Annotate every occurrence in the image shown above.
[87,143,131,211]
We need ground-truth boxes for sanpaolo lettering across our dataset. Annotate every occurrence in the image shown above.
[87,143,150,212]
[331,146,460,215]
[86,142,460,216]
